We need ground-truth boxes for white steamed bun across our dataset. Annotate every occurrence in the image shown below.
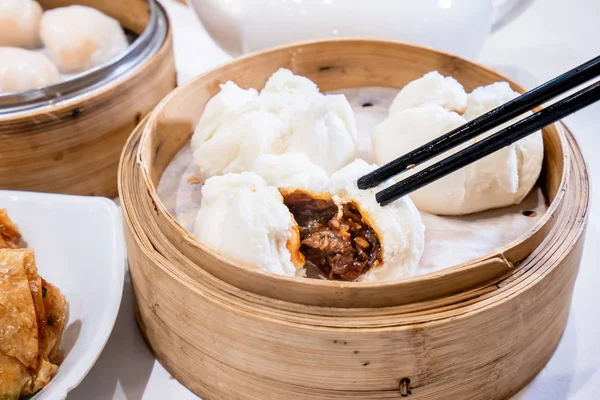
[374,105,469,215]
[373,73,544,215]
[191,68,358,180]
[286,95,358,174]
[193,172,302,276]
[0,0,43,49]
[253,153,329,193]
[465,82,544,202]
[389,71,467,115]
[327,159,425,281]
[40,5,129,73]
[0,47,60,94]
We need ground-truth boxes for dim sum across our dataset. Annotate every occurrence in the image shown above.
[0,47,60,94]
[191,69,358,180]
[0,0,43,49]
[373,72,543,215]
[40,5,128,74]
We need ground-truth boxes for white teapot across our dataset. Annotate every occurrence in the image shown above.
[188,0,535,60]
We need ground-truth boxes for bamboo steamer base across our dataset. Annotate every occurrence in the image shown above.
[119,40,590,399]
[0,0,176,197]
[121,117,588,399]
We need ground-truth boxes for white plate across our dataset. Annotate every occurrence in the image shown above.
[0,190,125,400]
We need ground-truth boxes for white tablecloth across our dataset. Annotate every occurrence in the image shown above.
[70,0,600,398]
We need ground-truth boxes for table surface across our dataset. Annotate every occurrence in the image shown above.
[70,0,600,398]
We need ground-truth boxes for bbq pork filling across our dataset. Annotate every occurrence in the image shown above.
[283,191,382,281]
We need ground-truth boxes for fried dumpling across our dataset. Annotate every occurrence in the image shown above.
[0,0,43,49]
[0,209,22,249]
[40,5,129,74]
[0,247,66,398]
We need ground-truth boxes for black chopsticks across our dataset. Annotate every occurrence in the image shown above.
[357,55,600,206]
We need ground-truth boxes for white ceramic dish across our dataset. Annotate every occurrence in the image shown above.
[0,190,125,400]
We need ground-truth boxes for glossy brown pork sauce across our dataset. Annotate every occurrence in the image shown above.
[283,192,382,281]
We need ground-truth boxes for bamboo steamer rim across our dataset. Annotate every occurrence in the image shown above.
[120,117,589,325]
[132,39,572,307]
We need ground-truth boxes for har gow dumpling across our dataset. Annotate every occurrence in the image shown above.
[40,5,129,74]
[0,47,60,94]
[191,69,358,181]
[0,0,43,49]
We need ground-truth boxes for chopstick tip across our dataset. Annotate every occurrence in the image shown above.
[357,176,372,190]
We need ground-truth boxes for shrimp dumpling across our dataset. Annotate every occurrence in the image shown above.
[0,47,60,94]
[40,5,129,74]
[0,0,43,49]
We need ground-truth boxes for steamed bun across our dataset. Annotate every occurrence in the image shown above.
[389,71,467,115]
[190,82,258,149]
[252,156,425,281]
[327,160,425,281]
[286,95,358,174]
[40,5,129,73]
[191,69,358,180]
[373,73,543,215]
[193,172,302,276]
[373,106,469,215]
[0,47,60,94]
[0,0,43,49]
[465,82,544,202]
[253,153,329,193]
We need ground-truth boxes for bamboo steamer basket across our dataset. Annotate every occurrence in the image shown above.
[119,40,590,399]
[0,0,176,197]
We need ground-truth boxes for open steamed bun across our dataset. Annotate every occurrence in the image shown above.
[193,155,425,282]
[326,159,425,281]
